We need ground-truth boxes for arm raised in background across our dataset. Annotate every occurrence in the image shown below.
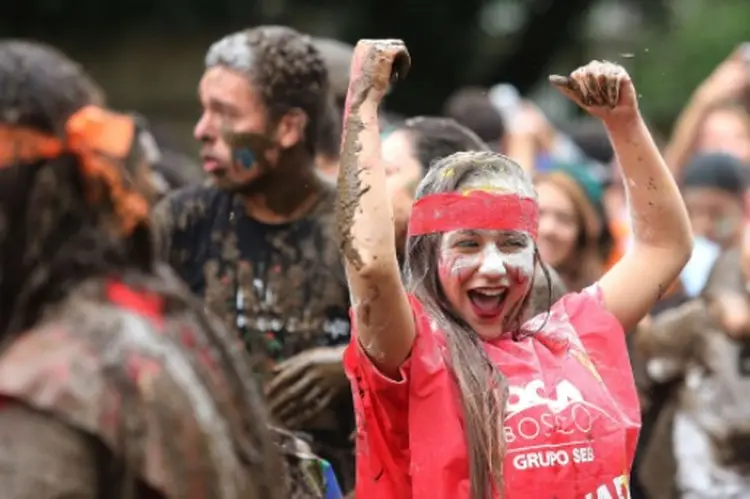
[551,61,693,332]
[336,40,415,377]
[663,45,750,178]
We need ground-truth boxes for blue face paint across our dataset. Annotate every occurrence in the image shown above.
[233,147,256,170]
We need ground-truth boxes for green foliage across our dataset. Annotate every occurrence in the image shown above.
[7,0,749,128]
[631,0,750,130]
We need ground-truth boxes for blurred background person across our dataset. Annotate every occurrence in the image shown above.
[535,162,611,291]
[380,116,488,263]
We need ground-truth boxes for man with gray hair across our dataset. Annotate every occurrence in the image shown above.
[153,25,353,492]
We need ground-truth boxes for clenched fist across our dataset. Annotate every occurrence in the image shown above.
[549,60,638,123]
[347,39,411,105]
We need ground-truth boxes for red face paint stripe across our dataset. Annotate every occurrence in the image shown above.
[407,191,539,239]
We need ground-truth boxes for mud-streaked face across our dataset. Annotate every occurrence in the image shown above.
[438,228,535,340]
[435,178,536,340]
[194,66,272,191]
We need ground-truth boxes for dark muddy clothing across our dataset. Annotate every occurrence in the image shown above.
[0,273,324,498]
[152,181,354,489]
[153,182,350,368]
[638,251,750,498]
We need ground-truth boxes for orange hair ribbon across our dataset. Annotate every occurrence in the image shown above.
[0,106,149,236]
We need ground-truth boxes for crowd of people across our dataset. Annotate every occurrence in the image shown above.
[0,23,749,499]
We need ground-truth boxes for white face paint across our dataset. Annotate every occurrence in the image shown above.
[438,228,535,340]
[477,244,511,285]
[430,173,539,339]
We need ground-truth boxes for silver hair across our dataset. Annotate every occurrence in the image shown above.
[205,32,256,74]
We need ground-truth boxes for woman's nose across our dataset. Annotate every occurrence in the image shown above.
[478,246,507,278]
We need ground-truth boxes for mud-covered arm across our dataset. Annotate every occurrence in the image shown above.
[336,40,414,378]
[0,402,97,498]
[551,62,692,332]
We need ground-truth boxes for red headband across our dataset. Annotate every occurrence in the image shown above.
[407,190,539,239]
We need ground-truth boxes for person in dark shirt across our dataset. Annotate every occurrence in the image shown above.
[0,39,330,499]
[153,25,353,491]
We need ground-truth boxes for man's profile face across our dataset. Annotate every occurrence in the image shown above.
[195,65,271,191]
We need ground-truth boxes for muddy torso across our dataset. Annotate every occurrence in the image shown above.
[0,275,320,499]
[677,308,750,474]
[687,248,750,472]
[154,182,354,487]
[154,183,351,373]
[644,248,750,492]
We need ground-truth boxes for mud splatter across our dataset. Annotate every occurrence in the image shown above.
[0,272,295,498]
[336,66,369,271]
[222,129,274,172]
[154,176,353,490]
[357,283,382,328]
[336,41,410,272]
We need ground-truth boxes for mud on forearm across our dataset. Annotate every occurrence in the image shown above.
[336,45,396,273]
[607,117,691,251]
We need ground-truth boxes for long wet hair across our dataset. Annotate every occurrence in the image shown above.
[0,40,287,499]
[404,151,543,499]
[0,40,125,336]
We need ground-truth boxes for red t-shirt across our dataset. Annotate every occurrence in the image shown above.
[344,285,641,499]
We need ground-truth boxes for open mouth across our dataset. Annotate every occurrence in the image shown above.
[468,288,507,319]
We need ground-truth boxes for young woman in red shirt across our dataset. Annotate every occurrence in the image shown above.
[336,39,692,499]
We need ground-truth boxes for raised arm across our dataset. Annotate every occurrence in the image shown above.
[551,61,693,331]
[663,45,749,177]
[336,40,415,377]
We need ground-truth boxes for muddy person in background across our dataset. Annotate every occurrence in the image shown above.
[637,248,750,498]
[152,25,354,490]
[0,39,324,498]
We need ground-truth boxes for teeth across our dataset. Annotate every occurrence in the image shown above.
[475,289,504,297]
